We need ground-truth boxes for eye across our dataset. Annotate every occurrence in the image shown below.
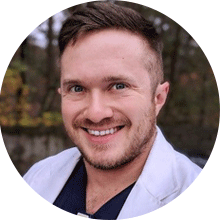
[70,85,84,93]
[112,83,126,90]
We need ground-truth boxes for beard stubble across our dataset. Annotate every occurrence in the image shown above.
[66,104,157,170]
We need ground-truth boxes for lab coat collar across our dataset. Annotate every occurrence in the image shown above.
[117,127,179,218]
[140,127,178,200]
[35,149,82,203]
[34,127,178,217]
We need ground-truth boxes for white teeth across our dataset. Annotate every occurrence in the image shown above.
[94,131,100,136]
[100,131,105,136]
[110,128,114,134]
[87,127,118,136]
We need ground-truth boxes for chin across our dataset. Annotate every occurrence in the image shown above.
[85,156,132,170]
[80,144,141,170]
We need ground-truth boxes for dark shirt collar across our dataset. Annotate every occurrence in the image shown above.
[54,158,135,219]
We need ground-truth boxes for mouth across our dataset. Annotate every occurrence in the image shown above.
[82,126,124,137]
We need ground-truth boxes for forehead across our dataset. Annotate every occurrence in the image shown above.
[60,29,152,84]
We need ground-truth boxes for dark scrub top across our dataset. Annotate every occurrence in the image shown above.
[53,158,135,219]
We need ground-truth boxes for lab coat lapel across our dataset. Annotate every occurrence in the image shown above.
[117,128,178,219]
[37,149,81,203]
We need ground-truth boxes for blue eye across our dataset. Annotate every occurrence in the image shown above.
[71,85,84,93]
[113,83,126,90]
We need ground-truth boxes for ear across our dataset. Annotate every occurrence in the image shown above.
[154,82,169,116]
[58,88,61,94]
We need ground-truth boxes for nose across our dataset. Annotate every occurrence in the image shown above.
[83,91,114,123]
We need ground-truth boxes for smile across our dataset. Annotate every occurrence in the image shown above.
[83,126,124,136]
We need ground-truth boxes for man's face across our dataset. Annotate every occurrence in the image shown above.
[59,30,166,170]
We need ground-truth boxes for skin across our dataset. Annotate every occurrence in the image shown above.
[59,29,169,214]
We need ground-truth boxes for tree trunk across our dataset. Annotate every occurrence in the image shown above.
[163,25,182,123]
[40,16,56,114]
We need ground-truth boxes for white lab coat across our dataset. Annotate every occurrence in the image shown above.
[24,128,201,218]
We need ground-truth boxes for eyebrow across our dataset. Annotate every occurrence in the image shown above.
[102,75,135,84]
[61,75,135,87]
[62,79,82,87]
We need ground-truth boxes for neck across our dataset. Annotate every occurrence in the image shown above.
[84,131,156,190]
[84,132,156,214]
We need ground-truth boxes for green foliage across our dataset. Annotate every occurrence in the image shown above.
[0,67,62,127]
[42,111,63,126]
[1,68,22,95]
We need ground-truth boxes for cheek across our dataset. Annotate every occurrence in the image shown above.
[118,99,146,124]
[130,103,155,129]
[61,99,81,123]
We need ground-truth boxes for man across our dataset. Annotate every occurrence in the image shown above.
[24,2,201,219]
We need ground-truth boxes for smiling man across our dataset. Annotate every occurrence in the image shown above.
[24,2,201,219]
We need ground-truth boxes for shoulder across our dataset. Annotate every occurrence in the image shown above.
[156,127,201,179]
[173,150,201,186]
[23,147,81,183]
[157,129,202,188]
[139,128,202,202]
[159,127,202,182]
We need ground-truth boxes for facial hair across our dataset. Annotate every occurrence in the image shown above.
[66,103,157,171]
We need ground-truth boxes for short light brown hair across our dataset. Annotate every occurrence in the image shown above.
[59,2,164,92]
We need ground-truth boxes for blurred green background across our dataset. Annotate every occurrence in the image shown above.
[0,1,219,175]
